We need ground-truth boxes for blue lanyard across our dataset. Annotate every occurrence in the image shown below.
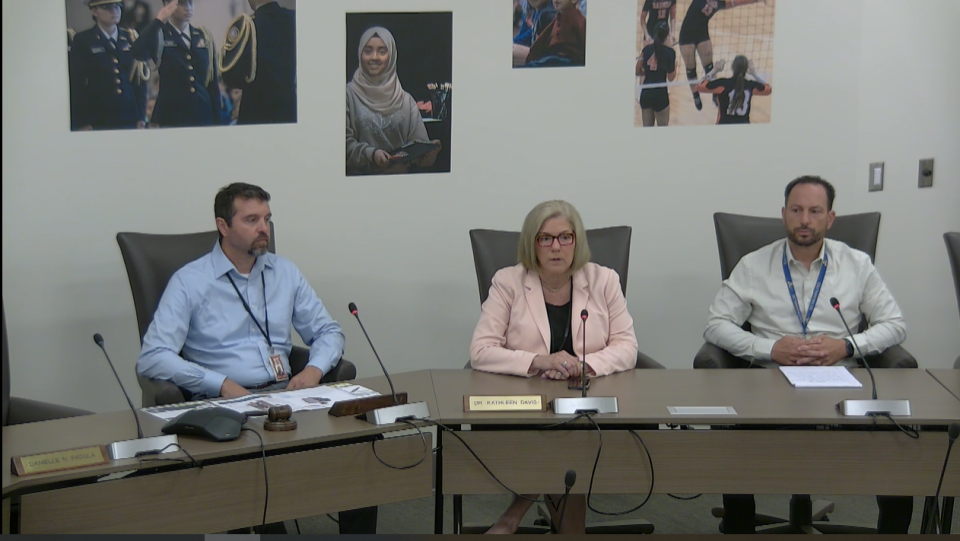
[782,243,828,338]
[226,271,272,351]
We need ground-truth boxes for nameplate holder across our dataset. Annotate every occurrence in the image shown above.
[667,406,738,415]
[463,395,547,412]
[328,392,408,417]
[11,445,110,477]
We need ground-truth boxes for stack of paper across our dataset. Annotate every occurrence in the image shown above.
[779,366,863,388]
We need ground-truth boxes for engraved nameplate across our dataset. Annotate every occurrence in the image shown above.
[463,395,547,412]
[11,445,110,477]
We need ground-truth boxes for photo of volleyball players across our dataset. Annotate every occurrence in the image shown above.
[634,0,775,127]
[65,0,298,132]
[512,0,588,68]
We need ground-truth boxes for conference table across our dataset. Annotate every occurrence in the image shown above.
[928,369,960,402]
[431,368,960,534]
[1,371,438,534]
[3,368,958,535]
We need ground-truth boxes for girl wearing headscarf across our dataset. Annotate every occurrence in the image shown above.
[346,26,440,175]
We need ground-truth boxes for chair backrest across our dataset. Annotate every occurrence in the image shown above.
[945,232,960,325]
[116,223,276,342]
[714,212,881,281]
[2,299,10,427]
[469,226,631,305]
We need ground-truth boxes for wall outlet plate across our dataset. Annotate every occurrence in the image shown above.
[868,162,884,192]
[918,158,934,188]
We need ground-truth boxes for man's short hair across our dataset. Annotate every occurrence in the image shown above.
[214,183,271,235]
[784,175,836,210]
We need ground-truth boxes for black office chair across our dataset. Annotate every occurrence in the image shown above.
[457,226,658,534]
[945,233,960,369]
[2,299,92,427]
[116,224,356,407]
[694,212,917,534]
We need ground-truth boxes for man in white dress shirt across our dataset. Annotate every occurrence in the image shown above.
[704,175,912,534]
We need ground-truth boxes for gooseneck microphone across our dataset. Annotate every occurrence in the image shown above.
[828,298,911,416]
[555,469,577,534]
[344,302,430,425]
[94,333,143,439]
[348,302,398,405]
[828,298,876,399]
[93,334,179,459]
[927,423,960,534]
[580,310,588,398]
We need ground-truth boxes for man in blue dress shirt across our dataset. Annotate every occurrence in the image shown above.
[137,182,378,534]
[137,182,342,398]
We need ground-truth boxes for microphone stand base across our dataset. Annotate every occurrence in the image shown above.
[108,434,180,460]
[551,396,619,415]
[837,399,911,417]
[364,401,431,425]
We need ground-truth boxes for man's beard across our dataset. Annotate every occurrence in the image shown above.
[248,238,269,256]
[786,228,823,247]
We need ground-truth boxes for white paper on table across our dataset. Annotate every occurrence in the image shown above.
[211,383,381,415]
[779,366,863,388]
[141,400,215,420]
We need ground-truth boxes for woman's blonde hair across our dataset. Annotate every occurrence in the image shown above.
[518,200,591,274]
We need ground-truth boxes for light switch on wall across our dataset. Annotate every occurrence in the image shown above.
[918,158,934,188]
[869,162,884,192]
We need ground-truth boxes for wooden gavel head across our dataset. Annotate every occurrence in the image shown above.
[267,404,293,422]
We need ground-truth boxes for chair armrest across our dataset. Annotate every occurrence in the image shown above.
[138,374,187,407]
[636,351,665,369]
[862,345,918,369]
[6,396,93,425]
[693,342,753,369]
[321,358,357,383]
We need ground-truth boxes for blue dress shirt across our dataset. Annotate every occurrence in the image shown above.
[137,241,345,398]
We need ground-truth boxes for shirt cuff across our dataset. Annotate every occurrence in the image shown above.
[307,355,339,379]
[201,371,228,398]
[753,338,777,360]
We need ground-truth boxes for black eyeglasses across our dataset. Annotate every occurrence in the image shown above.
[536,232,576,247]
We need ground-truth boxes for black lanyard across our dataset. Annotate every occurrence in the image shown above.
[226,271,271,350]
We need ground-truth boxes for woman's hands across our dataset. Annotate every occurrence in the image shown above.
[531,351,581,380]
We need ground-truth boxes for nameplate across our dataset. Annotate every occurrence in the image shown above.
[328,392,408,417]
[11,445,110,477]
[463,395,547,412]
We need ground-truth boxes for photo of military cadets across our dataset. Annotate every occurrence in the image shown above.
[65,0,297,132]
[69,0,150,131]
[220,0,297,125]
[132,0,221,128]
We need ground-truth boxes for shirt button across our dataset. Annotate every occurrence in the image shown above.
[190,88,196,93]
[114,58,119,64]
[114,69,120,75]
[116,79,122,84]
[186,54,192,60]
[189,76,196,82]
[116,89,123,94]
[189,65,194,71]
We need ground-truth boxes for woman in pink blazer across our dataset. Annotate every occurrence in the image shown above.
[469,200,639,534]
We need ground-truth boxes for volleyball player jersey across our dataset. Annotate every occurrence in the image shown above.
[679,0,727,44]
[704,77,768,124]
[643,0,677,28]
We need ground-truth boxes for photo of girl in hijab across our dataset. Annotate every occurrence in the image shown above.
[345,15,452,177]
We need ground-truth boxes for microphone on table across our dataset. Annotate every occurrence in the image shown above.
[554,469,577,534]
[349,302,398,405]
[336,302,430,425]
[580,310,588,398]
[926,423,960,534]
[551,309,619,414]
[93,333,178,459]
[827,298,910,416]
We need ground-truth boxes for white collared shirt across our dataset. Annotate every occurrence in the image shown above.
[704,238,906,367]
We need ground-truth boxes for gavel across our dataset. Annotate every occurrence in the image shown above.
[263,404,297,431]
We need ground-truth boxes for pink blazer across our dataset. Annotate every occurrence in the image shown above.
[470,263,638,377]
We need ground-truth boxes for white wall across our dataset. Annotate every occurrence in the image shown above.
[2,0,958,413]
